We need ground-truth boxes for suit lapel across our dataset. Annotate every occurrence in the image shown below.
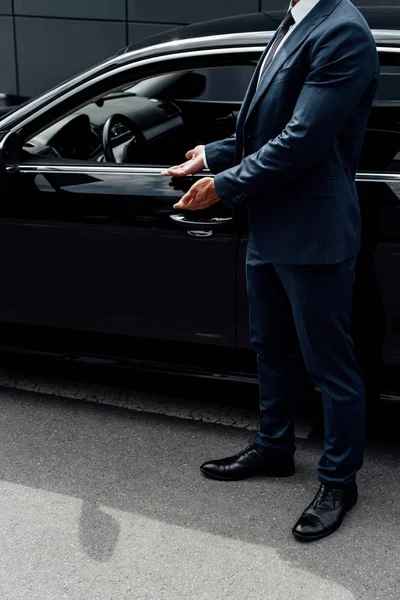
[235,29,281,132]
[244,0,343,125]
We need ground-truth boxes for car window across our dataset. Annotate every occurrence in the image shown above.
[123,65,254,102]
[375,65,400,103]
[178,65,254,102]
[358,58,400,174]
[24,63,256,168]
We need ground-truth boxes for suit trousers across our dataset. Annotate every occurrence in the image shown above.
[246,234,366,486]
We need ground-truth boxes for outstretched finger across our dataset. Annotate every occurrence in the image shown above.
[161,162,189,176]
[173,187,197,209]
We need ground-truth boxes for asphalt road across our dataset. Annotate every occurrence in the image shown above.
[0,377,399,600]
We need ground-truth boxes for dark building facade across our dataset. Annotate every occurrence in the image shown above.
[0,0,395,98]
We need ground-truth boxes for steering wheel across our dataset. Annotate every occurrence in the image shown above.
[102,113,151,163]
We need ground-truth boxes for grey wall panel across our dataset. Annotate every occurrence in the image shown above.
[0,16,17,94]
[128,22,178,45]
[261,0,288,10]
[353,0,399,4]
[0,0,12,15]
[261,0,400,9]
[14,0,126,20]
[128,0,259,24]
[16,18,125,97]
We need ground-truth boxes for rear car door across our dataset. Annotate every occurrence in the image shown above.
[360,45,400,369]
[236,43,400,377]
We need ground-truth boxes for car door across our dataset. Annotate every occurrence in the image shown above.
[362,65,400,369]
[0,43,267,357]
[346,46,400,371]
[0,48,267,353]
[0,160,237,347]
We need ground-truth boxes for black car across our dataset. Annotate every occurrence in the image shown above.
[0,7,398,397]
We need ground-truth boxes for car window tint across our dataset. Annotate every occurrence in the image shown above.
[190,66,255,102]
[359,57,400,174]
[142,65,256,165]
[24,63,257,168]
[375,66,400,103]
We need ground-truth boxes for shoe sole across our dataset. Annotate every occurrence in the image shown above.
[292,497,358,543]
[200,466,295,481]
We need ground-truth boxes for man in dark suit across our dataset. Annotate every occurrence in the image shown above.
[162,0,379,541]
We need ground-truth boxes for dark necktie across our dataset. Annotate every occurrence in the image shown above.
[259,11,295,79]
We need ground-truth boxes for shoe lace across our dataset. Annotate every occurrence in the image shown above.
[232,441,255,460]
[243,440,256,454]
[313,484,333,508]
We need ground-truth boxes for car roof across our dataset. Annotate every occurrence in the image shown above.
[121,6,400,55]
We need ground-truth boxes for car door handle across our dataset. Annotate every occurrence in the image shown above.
[169,214,232,228]
[168,175,208,193]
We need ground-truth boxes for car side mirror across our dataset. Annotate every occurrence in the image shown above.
[160,72,207,100]
[176,72,207,99]
[0,131,19,174]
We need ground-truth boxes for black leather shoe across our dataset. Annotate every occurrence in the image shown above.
[200,443,295,481]
[292,482,358,542]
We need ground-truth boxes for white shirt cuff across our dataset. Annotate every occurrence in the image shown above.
[203,149,209,170]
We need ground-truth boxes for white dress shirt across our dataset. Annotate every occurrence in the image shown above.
[257,0,321,86]
[203,0,321,169]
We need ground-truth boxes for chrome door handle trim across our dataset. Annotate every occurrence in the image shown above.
[187,230,213,238]
[169,214,232,227]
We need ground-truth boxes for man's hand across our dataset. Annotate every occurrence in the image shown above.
[162,145,205,177]
[173,177,220,211]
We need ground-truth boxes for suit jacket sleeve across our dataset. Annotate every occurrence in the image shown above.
[213,21,379,208]
[204,134,237,174]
